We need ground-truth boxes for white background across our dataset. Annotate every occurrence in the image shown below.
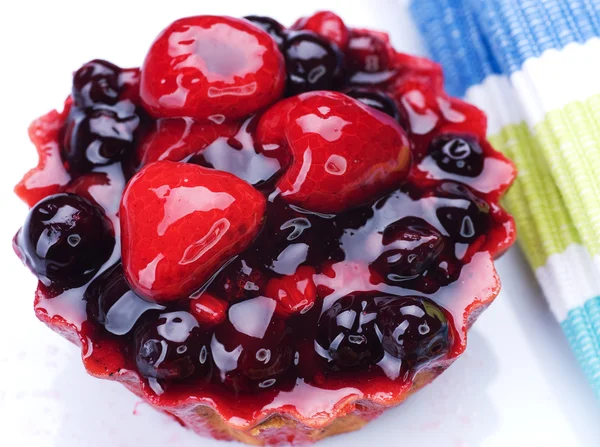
[0,1,599,446]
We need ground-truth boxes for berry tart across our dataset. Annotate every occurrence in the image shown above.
[13,11,516,445]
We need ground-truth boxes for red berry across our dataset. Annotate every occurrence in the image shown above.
[346,29,392,74]
[135,118,237,167]
[189,293,228,325]
[257,91,411,213]
[293,11,349,49]
[265,266,317,317]
[66,172,110,206]
[120,161,266,303]
[140,16,286,121]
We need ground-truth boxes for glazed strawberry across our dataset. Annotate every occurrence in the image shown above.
[140,16,286,121]
[120,161,266,303]
[292,11,349,49]
[265,266,317,317]
[135,118,237,167]
[257,91,411,213]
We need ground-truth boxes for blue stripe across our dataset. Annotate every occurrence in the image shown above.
[471,0,600,74]
[411,0,600,91]
[410,0,502,97]
[561,296,600,398]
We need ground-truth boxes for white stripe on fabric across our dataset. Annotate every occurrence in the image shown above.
[535,244,600,322]
[464,75,524,135]
[511,37,600,127]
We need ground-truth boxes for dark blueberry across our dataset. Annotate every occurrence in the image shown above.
[62,106,142,173]
[135,311,212,381]
[374,296,452,369]
[263,197,344,267]
[212,297,295,392]
[373,217,445,280]
[15,193,114,288]
[434,182,490,243]
[344,88,399,120]
[244,15,287,47]
[73,59,121,107]
[315,294,384,370]
[429,135,484,177]
[85,263,163,335]
[282,31,344,96]
[208,257,267,302]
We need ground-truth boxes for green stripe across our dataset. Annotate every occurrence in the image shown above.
[489,122,581,269]
[535,99,600,256]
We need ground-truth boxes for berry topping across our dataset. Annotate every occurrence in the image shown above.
[73,59,121,107]
[189,293,228,326]
[120,161,266,303]
[265,266,317,317]
[135,311,212,381]
[429,134,484,178]
[14,12,517,442]
[212,297,294,391]
[244,15,287,47]
[344,87,400,121]
[14,193,114,288]
[292,11,349,50]
[140,16,286,121]
[315,294,383,369]
[375,295,452,369]
[282,31,344,96]
[258,91,411,212]
[373,217,445,279]
[85,263,164,335]
[62,106,142,173]
[346,30,395,86]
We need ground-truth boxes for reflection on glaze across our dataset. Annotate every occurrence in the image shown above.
[168,24,265,83]
[151,185,234,236]
[262,379,362,418]
[401,94,438,135]
[194,117,282,186]
[229,297,276,339]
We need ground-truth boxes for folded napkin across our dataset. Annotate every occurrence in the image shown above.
[411,0,600,398]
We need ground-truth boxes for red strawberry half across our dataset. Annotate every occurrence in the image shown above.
[140,16,286,121]
[257,91,411,213]
[120,161,266,303]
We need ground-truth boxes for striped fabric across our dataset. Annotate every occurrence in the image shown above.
[411,0,600,398]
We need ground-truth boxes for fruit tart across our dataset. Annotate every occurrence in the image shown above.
[13,11,516,445]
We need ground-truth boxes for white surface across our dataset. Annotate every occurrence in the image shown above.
[0,1,599,446]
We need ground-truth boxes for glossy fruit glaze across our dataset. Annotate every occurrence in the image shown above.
[13,11,516,443]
